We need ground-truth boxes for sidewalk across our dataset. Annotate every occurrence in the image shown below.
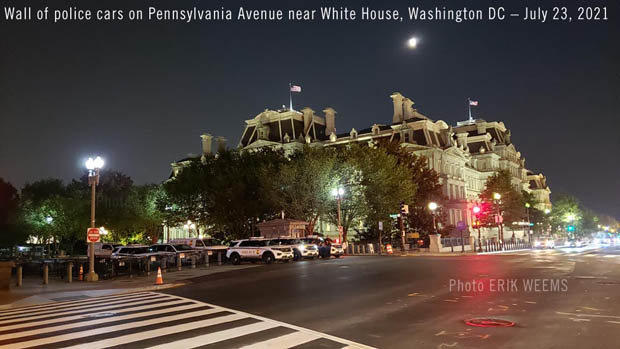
[0,264,257,310]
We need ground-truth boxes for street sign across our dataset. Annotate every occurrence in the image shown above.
[378,221,383,231]
[86,228,100,243]
[457,221,467,231]
[389,214,399,219]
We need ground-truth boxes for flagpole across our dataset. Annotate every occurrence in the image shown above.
[468,98,472,121]
[289,83,293,111]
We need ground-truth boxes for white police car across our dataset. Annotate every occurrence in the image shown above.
[227,238,294,265]
[269,237,319,261]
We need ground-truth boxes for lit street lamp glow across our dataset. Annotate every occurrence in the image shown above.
[493,192,501,200]
[331,187,345,197]
[407,37,418,49]
[428,202,438,211]
[45,216,53,224]
[85,156,104,171]
[472,206,481,214]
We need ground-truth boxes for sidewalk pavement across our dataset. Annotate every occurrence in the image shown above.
[0,264,257,310]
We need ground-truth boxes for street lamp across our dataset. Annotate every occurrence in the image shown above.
[428,202,438,235]
[85,156,104,282]
[472,206,482,251]
[492,192,503,244]
[524,203,531,243]
[331,187,345,243]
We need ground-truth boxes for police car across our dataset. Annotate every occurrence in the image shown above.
[227,238,294,265]
[269,237,319,261]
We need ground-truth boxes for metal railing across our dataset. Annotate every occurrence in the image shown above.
[9,250,227,286]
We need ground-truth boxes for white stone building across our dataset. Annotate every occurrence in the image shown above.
[233,93,551,240]
[174,93,551,241]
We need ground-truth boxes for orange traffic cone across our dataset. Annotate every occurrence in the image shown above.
[155,267,163,285]
[78,265,84,281]
[386,244,393,254]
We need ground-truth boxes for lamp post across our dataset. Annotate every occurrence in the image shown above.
[331,187,345,243]
[85,156,104,282]
[493,192,503,244]
[524,203,531,243]
[183,220,197,237]
[428,202,438,234]
[472,205,482,251]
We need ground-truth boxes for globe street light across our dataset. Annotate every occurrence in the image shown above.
[85,156,104,282]
[525,203,531,243]
[332,187,345,243]
[428,201,438,234]
[407,37,418,49]
[472,205,482,251]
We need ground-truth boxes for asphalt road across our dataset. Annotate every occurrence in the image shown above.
[163,246,620,348]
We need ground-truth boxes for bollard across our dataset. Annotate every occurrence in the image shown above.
[16,265,22,287]
[177,255,182,271]
[191,255,196,269]
[67,262,73,283]
[43,263,49,285]
[162,258,167,273]
[146,258,151,277]
[204,252,209,268]
[217,252,222,266]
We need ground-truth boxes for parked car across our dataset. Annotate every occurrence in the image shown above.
[301,237,344,258]
[227,239,293,265]
[269,237,319,261]
[90,243,122,257]
[168,238,228,254]
[150,244,198,265]
[111,245,152,259]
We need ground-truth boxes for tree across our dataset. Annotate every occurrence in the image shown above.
[350,142,417,244]
[21,179,89,255]
[263,146,338,235]
[164,148,287,241]
[479,170,524,241]
[548,192,582,237]
[377,140,444,237]
[0,178,27,247]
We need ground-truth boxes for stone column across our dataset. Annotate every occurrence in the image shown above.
[429,234,443,253]
[403,98,414,120]
[323,107,337,136]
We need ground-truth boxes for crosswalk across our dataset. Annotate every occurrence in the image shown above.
[0,292,373,349]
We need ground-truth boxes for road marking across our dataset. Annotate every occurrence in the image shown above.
[2,292,373,349]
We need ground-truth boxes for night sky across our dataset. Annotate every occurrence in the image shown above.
[1,0,618,218]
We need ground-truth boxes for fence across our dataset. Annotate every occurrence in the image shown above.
[9,250,227,286]
[474,239,531,253]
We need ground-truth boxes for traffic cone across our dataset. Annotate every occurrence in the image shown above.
[78,265,83,281]
[155,267,163,285]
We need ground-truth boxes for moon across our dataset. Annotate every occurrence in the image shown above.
[407,37,418,49]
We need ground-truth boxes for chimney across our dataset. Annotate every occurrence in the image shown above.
[200,133,213,156]
[323,107,337,137]
[301,107,314,134]
[456,132,468,148]
[403,98,415,120]
[216,136,227,152]
[391,92,404,124]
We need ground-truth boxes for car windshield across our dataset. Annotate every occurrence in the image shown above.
[173,244,193,251]
[202,239,221,246]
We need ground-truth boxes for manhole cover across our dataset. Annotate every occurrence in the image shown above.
[85,312,116,318]
[465,318,515,327]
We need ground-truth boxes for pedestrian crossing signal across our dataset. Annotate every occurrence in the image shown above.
[400,203,409,215]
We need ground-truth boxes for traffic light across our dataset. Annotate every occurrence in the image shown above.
[567,225,575,232]
[400,203,409,215]
[472,206,481,216]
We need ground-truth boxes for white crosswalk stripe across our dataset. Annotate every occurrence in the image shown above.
[0,291,374,349]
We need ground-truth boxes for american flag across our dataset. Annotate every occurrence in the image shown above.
[469,100,478,106]
[290,85,301,92]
